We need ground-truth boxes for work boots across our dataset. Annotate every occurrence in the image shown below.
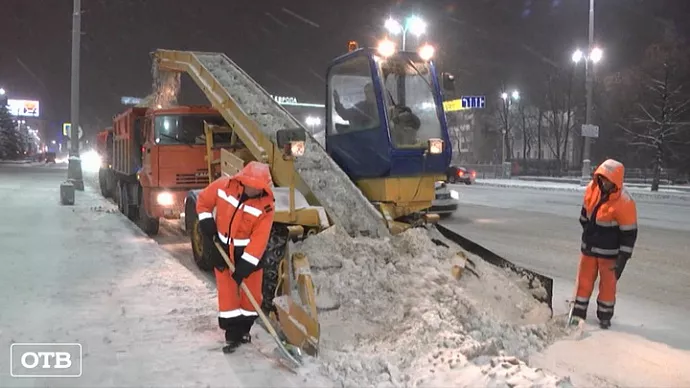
[599,319,611,329]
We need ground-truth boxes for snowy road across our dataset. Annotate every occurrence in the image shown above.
[440,184,690,386]
[0,164,330,388]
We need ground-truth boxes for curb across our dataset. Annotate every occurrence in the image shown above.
[475,181,690,202]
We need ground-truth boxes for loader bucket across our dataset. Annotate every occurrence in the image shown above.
[435,225,554,312]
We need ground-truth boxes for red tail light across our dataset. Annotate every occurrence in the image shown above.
[472,171,476,177]
[458,170,464,176]
[141,147,146,154]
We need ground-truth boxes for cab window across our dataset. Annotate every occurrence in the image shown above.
[328,56,381,135]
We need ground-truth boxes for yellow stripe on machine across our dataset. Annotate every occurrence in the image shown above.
[443,99,466,112]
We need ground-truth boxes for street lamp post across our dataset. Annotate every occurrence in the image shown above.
[384,15,427,51]
[500,90,520,166]
[67,0,84,191]
[579,0,598,185]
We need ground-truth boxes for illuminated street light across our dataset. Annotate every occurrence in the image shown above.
[572,49,583,63]
[305,115,321,128]
[383,15,427,50]
[590,47,603,63]
[572,47,603,64]
[500,89,520,165]
[0,88,5,95]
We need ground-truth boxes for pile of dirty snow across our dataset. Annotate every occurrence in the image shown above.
[294,226,573,387]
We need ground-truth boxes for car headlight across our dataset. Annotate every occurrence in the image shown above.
[450,190,460,200]
[157,192,174,206]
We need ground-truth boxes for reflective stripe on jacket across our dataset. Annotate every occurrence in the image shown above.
[196,162,275,266]
[580,159,638,260]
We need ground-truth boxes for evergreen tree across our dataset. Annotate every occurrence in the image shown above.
[0,105,23,160]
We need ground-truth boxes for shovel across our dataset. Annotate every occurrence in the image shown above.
[213,241,303,368]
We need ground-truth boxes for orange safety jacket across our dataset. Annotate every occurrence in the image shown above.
[196,162,275,267]
[580,159,638,260]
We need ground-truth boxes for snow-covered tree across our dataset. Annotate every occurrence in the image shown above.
[616,36,690,191]
[0,105,23,160]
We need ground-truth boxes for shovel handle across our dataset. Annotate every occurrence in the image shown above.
[213,241,302,366]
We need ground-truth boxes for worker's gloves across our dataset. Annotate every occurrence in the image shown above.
[199,218,217,239]
[232,247,257,286]
[209,237,229,271]
[612,254,629,280]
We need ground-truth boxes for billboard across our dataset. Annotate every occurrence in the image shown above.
[8,99,40,117]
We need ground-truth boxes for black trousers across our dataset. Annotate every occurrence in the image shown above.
[219,316,257,342]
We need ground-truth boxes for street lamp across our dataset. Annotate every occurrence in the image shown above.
[0,88,5,95]
[576,0,599,185]
[304,115,321,132]
[500,90,520,166]
[384,15,427,51]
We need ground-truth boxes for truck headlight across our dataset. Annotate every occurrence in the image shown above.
[450,190,459,200]
[157,192,174,206]
[290,141,305,157]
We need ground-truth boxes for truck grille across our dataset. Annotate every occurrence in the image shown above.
[176,170,210,185]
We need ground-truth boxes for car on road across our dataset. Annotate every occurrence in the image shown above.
[446,166,476,184]
[431,181,459,217]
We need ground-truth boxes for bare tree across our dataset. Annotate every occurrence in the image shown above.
[616,39,690,191]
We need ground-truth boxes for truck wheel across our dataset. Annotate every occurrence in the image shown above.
[186,200,214,272]
[98,168,109,197]
[116,181,125,214]
[137,186,159,236]
[260,224,289,315]
[121,183,137,221]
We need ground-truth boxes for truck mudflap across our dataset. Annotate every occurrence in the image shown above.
[435,224,554,312]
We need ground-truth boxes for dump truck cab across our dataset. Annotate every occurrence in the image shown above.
[325,47,452,229]
[137,106,227,222]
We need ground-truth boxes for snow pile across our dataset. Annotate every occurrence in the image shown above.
[295,226,572,387]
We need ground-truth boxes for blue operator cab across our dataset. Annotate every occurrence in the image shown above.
[324,42,452,221]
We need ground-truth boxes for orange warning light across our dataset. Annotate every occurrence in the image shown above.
[348,41,359,52]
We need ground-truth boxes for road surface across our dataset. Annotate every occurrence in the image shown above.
[441,183,690,351]
[0,163,327,387]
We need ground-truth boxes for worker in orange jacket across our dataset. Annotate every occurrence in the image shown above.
[574,159,638,329]
[196,161,275,353]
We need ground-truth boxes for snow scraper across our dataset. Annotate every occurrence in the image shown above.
[214,241,304,369]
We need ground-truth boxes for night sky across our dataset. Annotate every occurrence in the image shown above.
[1,0,688,139]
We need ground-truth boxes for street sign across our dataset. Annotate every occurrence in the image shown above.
[443,96,486,112]
[62,123,83,139]
[443,99,463,112]
[460,96,486,109]
[581,124,599,138]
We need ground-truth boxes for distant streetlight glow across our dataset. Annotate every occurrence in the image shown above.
[590,47,603,63]
[305,116,321,128]
[0,88,5,95]
[511,90,520,100]
[384,18,403,35]
[500,92,508,100]
[572,49,583,63]
[383,15,427,50]
[571,47,603,64]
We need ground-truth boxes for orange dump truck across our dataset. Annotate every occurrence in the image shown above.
[99,105,226,235]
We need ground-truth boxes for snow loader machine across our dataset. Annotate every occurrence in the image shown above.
[151,43,553,359]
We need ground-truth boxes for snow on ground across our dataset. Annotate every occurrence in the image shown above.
[0,164,330,387]
[532,328,690,387]
[476,179,690,200]
[294,226,574,387]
